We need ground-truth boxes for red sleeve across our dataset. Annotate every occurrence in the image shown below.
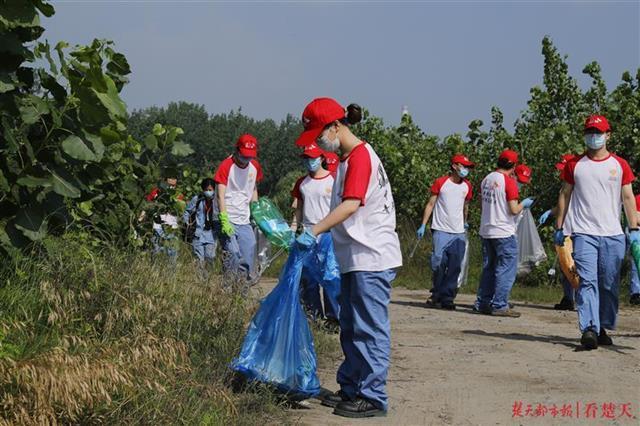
[563,157,580,185]
[504,175,519,201]
[145,187,159,202]
[430,176,448,195]
[342,144,372,205]
[251,159,264,182]
[613,155,635,186]
[464,179,473,201]
[214,157,233,185]
[291,176,306,200]
[636,194,640,212]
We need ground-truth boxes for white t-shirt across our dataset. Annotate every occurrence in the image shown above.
[563,153,634,237]
[479,171,520,239]
[291,173,334,228]
[214,156,263,225]
[330,143,403,273]
[430,175,473,234]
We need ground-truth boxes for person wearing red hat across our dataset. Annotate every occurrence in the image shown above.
[294,98,402,418]
[630,194,640,305]
[474,149,535,317]
[536,154,578,311]
[514,164,532,187]
[290,142,340,326]
[555,114,638,350]
[213,134,263,288]
[323,151,340,173]
[416,153,474,310]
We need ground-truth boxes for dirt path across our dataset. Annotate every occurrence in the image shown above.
[255,282,640,425]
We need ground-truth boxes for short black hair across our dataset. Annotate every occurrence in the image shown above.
[497,158,515,170]
[201,177,215,190]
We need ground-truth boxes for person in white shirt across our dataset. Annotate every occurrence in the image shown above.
[213,134,263,287]
[474,149,534,317]
[416,154,474,310]
[294,98,402,418]
[291,142,339,325]
[555,115,638,350]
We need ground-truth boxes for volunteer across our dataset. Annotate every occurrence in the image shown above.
[291,142,340,326]
[183,178,218,269]
[474,149,534,317]
[555,115,638,350]
[538,154,578,311]
[214,134,263,286]
[416,153,474,310]
[294,98,402,418]
[144,172,182,261]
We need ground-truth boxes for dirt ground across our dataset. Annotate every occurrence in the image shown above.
[255,282,640,425]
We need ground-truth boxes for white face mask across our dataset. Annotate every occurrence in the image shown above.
[317,128,341,153]
[585,133,606,150]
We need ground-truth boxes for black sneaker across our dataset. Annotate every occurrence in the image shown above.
[321,390,350,408]
[333,397,386,418]
[425,297,441,308]
[598,328,613,346]
[441,302,456,310]
[630,294,640,306]
[473,305,492,315]
[554,297,575,311]
[580,328,598,350]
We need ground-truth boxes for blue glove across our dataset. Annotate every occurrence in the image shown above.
[630,229,640,245]
[538,209,552,225]
[554,229,565,246]
[416,224,426,239]
[296,229,317,249]
[521,197,535,209]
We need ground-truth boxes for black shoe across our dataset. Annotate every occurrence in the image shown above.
[425,297,441,308]
[333,397,386,418]
[441,302,456,310]
[580,328,598,350]
[473,305,492,315]
[630,294,640,306]
[598,328,613,346]
[321,390,350,408]
[554,297,575,311]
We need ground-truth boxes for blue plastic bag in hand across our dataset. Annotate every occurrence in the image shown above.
[231,245,320,398]
[302,233,341,311]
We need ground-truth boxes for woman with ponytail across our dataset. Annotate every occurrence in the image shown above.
[294,98,402,418]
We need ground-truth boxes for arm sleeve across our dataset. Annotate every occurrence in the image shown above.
[563,159,577,185]
[615,156,636,186]
[291,176,305,200]
[465,179,473,201]
[251,160,264,182]
[504,176,519,201]
[342,147,372,205]
[430,176,446,195]
[183,196,197,223]
[214,158,232,185]
[145,187,159,202]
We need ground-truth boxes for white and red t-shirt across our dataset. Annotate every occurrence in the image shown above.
[430,175,473,234]
[479,171,520,239]
[562,153,635,236]
[330,143,402,273]
[214,156,263,225]
[291,173,335,228]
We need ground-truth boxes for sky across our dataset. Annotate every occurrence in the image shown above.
[44,1,639,138]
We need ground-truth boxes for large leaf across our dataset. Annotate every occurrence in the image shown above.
[92,75,126,119]
[19,95,50,125]
[171,141,194,157]
[84,132,105,161]
[13,205,46,241]
[16,175,52,188]
[51,169,81,198]
[62,135,97,161]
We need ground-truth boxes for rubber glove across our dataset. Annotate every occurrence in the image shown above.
[416,224,426,239]
[521,197,535,209]
[538,209,552,225]
[630,229,640,245]
[296,229,317,249]
[219,212,235,236]
[554,229,565,246]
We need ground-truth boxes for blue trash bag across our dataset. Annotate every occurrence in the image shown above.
[302,233,341,310]
[231,244,321,398]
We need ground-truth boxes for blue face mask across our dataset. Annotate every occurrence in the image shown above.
[305,157,322,172]
[457,167,469,178]
[203,190,214,199]
[585,133,606,150]
[234,153,251,167]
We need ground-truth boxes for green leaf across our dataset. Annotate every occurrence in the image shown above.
[13,206,46,242]
[16,175,52,188]
[152,123,166,136]
[144,134,158,150]
[51,170,80,198]
[61,135,97,161]
[0,73,16,93]
[19,96,50,125]
[92,76,126,119]
[0,170,9,192]
[84,132,105,161]
[171,141,194,157]
[78,201,93,216]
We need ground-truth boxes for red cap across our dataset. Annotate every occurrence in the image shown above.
[584,115,610,133]
[295,97,346,147]
[514,164,532,184]
[499,149,519,164]
[451,153,475,167]
[300,141,324,158]
[323,151,339,173]
[555,154,576,171]
[236,134,258,157]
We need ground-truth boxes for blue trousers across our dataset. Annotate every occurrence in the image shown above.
[300,277,340,320]
[572,234,625,333]
[631,258,640,296]
[192,238,217,263]
[431,230,466,304]
[221,223,256,282]
[475,236,518,311]
[337,269,396,411]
